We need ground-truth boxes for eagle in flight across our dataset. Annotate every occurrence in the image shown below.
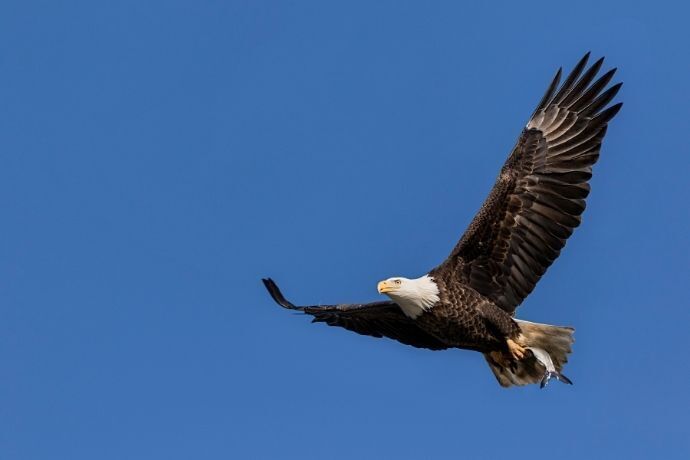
[263,53,622,388]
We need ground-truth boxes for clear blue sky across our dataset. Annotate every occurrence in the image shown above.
[2,1,689,459]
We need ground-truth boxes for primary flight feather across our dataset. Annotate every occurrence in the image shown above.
[263,53,622,388]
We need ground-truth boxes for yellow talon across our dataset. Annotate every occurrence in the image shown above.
[507,338,526,361]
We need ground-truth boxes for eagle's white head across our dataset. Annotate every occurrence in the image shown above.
[377,275,440,319]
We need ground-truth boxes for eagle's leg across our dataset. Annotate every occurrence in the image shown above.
[506,337,527,361]
[477,303,527,361]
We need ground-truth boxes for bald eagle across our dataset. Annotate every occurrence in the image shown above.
[263,53,622,388]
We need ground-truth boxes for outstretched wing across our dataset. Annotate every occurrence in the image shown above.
[431,53,622,314]
[262,278,449,350]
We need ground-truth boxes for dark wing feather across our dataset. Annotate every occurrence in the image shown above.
[262,278,448,350]
[431,53,622,314]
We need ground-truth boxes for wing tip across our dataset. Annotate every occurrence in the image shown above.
[576,51,591,68]
[597,101,623,123]
[262,277,299,310]
[577,51,591,68]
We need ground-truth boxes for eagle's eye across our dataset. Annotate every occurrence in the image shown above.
[395,279,401,285]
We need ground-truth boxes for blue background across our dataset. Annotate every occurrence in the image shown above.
[2,1,689,459]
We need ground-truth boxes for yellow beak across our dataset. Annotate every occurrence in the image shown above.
[377,280,395,294]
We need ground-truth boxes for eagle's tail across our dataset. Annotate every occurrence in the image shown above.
[484,320,575,388]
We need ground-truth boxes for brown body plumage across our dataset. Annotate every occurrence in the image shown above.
[416,278,518,353]
[263,53,622,388]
